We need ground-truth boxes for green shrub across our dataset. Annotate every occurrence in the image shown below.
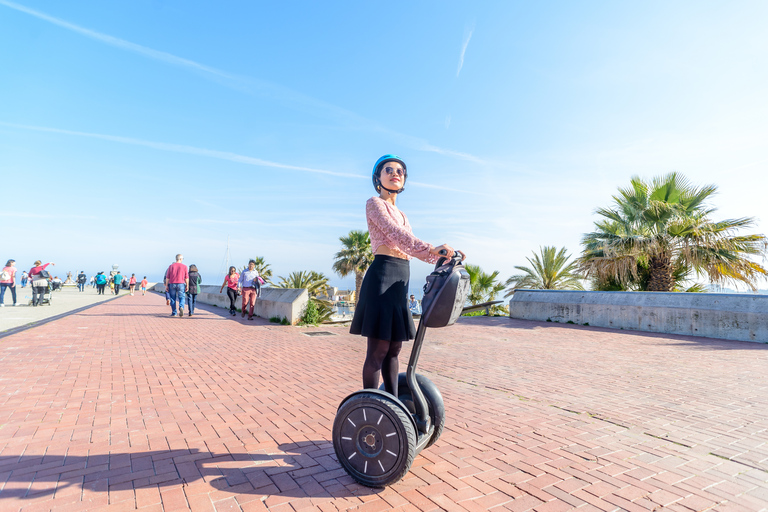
[280,317,290,325]
[299,298,333,325]
[269,316,281,323]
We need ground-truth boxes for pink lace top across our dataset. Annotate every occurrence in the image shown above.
[366,197,439,264]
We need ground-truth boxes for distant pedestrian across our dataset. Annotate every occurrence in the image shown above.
[186,265,202,316]
[95,272,107,294]
[29,260,54,306]
[20,271,28,288]
[408,294,420,315]
[140,276,148,296]
[51,276,63,291]
[77,271,87,292]
[129,274,137,295]
[113,271,123,295]
[238,260,261,321]
[164,254,189,317]
[0,259,18,307]
[219,266,240,316]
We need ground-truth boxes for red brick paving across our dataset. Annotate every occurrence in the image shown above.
[0,294,767,511]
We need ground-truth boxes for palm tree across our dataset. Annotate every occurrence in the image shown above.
[505,246,584,297]
[464,264,506,305]
[276,270,329,297]
[332,230,373,303]
[580,173,766,291]
[242,256,273,285]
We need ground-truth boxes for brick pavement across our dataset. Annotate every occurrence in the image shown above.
[0,293,766,512]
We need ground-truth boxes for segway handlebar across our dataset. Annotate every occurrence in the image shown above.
[436,249,463,268]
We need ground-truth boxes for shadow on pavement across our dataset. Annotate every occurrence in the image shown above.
[0,444,374,500]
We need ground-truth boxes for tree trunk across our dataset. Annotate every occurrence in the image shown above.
[647,254,674,291]
[354,270,364,304]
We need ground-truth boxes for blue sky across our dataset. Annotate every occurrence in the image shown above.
[1,0,767,293]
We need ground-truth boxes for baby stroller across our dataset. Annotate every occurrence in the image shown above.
[28,282,53,306]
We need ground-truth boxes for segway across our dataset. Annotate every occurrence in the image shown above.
[333,250,470,487]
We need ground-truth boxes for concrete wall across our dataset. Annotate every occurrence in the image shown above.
[509,290,768,343]
[153,284,308,325]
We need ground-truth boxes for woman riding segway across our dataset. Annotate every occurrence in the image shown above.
[350,154,464,397]
[335,155,467,487]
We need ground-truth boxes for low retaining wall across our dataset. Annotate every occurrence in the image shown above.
[153,284,308,325]
[509,290,768,343]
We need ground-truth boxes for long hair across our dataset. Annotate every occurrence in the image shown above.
[189,265,198,272]
[228,266,237,275]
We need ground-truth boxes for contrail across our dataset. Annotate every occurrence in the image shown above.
[0,0,489,164]
[1,121,496,196]
[457,23,475,77]
[0,0,235,80]
[0,122,365,179]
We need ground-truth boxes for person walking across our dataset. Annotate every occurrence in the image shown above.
[129,274,137,295]
[20,270,28,288]
[0,259,18,307]
[140,276,148,295]
[219,266,240,316]
[113,271,123,295]
[408,294,420,315]
[349,155,463,398]
[186,265,202,316]
[77,271,87,292]
[29,260,54,306]
[164,254,189,317]
[95,272,107,294]
[238,260,261,321]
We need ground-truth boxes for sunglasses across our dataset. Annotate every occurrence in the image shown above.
[383,166,405,177]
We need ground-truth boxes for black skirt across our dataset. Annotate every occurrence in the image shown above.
[350,255,415,342]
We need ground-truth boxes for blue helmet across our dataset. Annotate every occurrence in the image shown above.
[372,154,407,194]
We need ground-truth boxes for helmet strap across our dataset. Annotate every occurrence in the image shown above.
[380,184,405,194]
[375,177,405,195]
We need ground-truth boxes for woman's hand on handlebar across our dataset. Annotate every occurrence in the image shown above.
[430,245,466,261]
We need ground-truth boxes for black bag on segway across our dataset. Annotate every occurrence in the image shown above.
[419,255,470,328]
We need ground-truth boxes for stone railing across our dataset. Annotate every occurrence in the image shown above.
[153,284,308,325]
[509,289,768,343]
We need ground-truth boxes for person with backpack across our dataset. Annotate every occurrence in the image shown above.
[112,271,123,295]
[349,155,463,398]
[29,260,54,306]
[186,265,202,316]
[95,272,107,294]
[77,271,87,292]
[0,259,18,307]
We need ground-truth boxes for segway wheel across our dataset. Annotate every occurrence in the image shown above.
[383,373,445,448]
[333,392,416,487]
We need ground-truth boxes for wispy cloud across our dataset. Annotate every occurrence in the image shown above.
[457,23,475,77]
[0,122,365,179]
[2,121,499,196]
[0,0,235,80]
[0,1,489,165]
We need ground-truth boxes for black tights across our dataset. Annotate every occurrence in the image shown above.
[363,338,402,396]
[227,288,238,312]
